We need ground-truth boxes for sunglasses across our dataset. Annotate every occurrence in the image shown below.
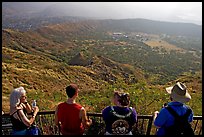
[114,92,129,97]
[21,95,27,98]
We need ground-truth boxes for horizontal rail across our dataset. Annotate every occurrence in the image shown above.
[2,111,202,135]
[3,111,202,119]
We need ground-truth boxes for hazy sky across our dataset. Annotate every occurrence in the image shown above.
[4,2,202,25]
[59,2,202,25]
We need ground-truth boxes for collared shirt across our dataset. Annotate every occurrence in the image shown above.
[154,102,193,136]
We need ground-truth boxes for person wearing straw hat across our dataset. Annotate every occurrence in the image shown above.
[153,82,194,136]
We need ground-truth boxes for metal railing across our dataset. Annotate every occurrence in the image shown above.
[2,111,202,135]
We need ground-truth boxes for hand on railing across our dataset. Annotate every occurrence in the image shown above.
[58,121,62,135]
[32,106,39,118]
[153,111,159,122]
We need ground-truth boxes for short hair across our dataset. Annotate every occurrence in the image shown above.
[66,84,78,98]
[10,87,26,108]
[114,91,130,106]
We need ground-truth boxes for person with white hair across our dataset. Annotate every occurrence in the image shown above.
[9,87,39,135]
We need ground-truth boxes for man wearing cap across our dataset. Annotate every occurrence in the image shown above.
[153,82,193,136]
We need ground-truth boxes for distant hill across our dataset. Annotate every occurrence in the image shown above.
[98,18,202,38]
[2,28,145,91]
[3,2,202,38]
[2,28,146,112]
[2,21,202,115]
[2,22,201,86]
[2,3,202,114]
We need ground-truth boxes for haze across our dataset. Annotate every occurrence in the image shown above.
[61,2,202,25]
[3,2,202,25]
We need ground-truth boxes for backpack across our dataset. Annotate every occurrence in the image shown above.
[110,106,133,135]
[164,106,194,136]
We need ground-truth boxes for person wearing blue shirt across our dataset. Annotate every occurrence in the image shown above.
[153,82,193,136]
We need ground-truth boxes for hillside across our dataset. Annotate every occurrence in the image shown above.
[2,29,145,112]
[2,20,202,115]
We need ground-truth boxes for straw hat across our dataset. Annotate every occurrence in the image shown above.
[166,82,191,103]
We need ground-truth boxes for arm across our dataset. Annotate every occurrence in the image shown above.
[21,102,33,114]
[80,107,92,128]
[54,105,62,135]
[153,108,168,129]
[187,106,194,123]
[18,106,39,127]
[131,108,137,123]
[102,106,110,122]
[54,106,59,125]
[153,111,160,128]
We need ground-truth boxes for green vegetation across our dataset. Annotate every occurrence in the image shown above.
[2,21,202,116]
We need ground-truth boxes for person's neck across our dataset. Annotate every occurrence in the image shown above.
[117,105,128,108]
[116,103,128,108]
[67,98,76,104]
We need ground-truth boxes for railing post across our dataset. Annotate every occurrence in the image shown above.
[146,115,153,135]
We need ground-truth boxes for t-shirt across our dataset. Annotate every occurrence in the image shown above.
[102,106,137,134]
[57,102,84,135]
[154,102,193,136]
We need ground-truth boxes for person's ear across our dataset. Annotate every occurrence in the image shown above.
[75,91,78,96]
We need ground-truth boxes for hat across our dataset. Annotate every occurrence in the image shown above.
[165,82,191,103]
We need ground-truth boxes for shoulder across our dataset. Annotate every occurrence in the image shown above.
[102,106,111,114]
[161,106,170,112]
[57,102,67,111]
[184,105,194,115]
[104,106,111,111]
[10,108,17,115]
[10,108,21,115]
[157,107,171,118]
[58,102,66,106]
[129,107,136,111]
[16,109,23,113]
[129,107,137,115]
[80,107,85,111]
[76,103,82,107]
[15,109,25,117]
[184,105,192,110]
[74,103,83,110]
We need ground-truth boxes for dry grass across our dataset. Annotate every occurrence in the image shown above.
[145,40,185,52]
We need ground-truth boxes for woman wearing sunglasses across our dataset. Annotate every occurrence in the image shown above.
[9,87,39,135]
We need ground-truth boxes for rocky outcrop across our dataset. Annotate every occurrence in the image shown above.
[68,52,89,66]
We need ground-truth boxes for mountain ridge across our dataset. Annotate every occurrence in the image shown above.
[2,16,202,115]
[2,5,202,38]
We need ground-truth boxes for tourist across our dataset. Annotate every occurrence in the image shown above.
[153,82,194,136]
[102,90,137,135]
[10,87,39,135]
[55,84,92,135]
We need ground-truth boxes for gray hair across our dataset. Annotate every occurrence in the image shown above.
[10,87,26,108]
